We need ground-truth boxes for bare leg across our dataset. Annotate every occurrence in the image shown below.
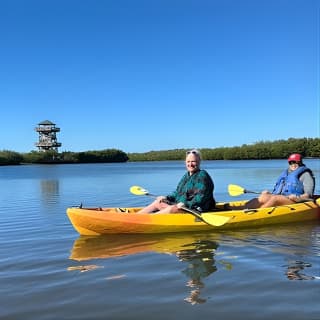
[245,193,293,208]
[245,192,277,209]
[138,200,185,214]
[260,195,294,208]
[226,192,295,210]
[137,199,169,213]
[156,204,184,214]
[244,197,261,209]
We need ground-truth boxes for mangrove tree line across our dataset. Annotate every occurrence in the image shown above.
[0,137,319,165]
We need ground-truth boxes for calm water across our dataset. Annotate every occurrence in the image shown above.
[0,160,319,320]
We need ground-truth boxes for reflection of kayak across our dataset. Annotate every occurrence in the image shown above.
[66,199,320,235]
[69,221,318,261]
[69,233,220,261]
[69,234,221,305]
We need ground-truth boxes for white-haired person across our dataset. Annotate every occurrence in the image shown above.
[138,149,215,213]
[230,153,315,210]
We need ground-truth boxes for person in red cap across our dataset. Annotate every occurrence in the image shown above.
[234,153,315,209]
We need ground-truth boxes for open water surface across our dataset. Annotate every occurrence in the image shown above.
[0,159,319,320]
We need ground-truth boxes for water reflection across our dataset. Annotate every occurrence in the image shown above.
[69,233,228,304]
[40,179,59,205]
[176,240,218,304]
[69,233,221,261]
[68,222,320,304]
[284,260,317,280]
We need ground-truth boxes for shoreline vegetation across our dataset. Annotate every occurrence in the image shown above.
[1,137,319,166]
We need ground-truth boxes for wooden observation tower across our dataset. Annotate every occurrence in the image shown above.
[35,120,62,152]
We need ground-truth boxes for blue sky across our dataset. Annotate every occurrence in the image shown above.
[1,0,319,153]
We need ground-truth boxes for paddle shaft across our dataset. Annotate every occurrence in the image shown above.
[244,189,260,194]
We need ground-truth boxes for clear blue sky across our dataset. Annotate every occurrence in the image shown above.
[1,0,319,153]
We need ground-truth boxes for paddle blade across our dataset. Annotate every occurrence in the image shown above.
[201,213,232,226]
[181,206,231,227]
[228,184,245,196]
[130,186,149,196]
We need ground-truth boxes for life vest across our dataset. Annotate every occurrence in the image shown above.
[272,166,313,195]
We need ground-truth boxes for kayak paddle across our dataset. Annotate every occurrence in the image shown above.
[228,185,320,206]
[130,185,231,227]
[130,185,157,197]
[228,184,261,196]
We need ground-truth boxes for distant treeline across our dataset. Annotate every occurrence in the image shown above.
[0,137,319,165]
[128,137,320,161]
[0,149,128,165]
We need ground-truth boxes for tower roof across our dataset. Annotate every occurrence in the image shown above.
[38,120,56,125]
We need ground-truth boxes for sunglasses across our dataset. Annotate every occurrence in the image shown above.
[186,150,199,155]
[288,161,298,165]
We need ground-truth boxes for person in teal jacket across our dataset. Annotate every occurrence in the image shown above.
[138,149,215,214]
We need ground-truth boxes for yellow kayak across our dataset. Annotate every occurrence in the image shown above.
[66,198,320,235]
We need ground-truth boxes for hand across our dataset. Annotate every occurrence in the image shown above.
[176,202,184,209]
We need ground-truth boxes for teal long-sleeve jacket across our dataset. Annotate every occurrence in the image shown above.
[166,169,215,212]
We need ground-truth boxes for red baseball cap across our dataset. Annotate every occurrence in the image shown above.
[287,153,302,162]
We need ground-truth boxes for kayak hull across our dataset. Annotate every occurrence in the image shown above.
[66,199,320,235]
